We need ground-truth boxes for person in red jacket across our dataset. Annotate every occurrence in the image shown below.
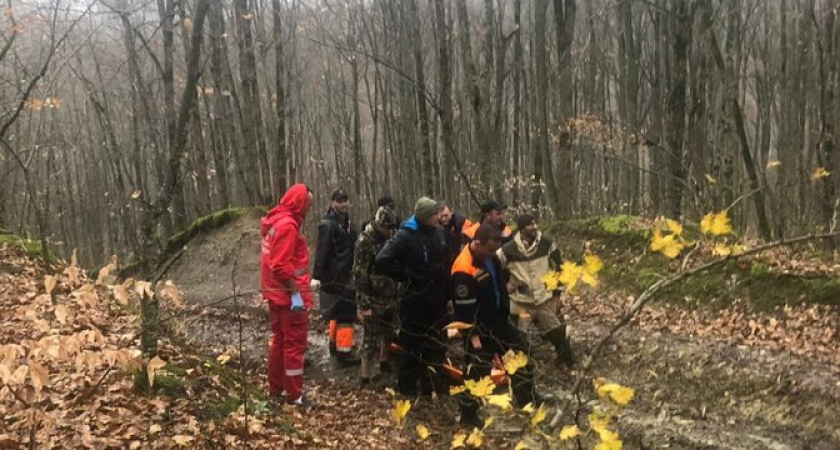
[261,183,314,406]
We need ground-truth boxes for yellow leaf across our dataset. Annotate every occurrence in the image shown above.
[487,394,512,411]
[172,435,194,446]
[466,428,483,447]
[217,354,231,365]
[465,376,496,398]
[812,167,831,180]
[444,321,475,331]
[541,271,560,291]
[665,219,683,236]
[530,403,547,427]
[650,229,685,259]
[584,254,604,275]
[712,244,732,257]
[701,211,732,236]
[560,425,581,440]
[589,411,611,434]
[766,160,782,169]
[416,423,431,440]
[385,387,396,396]
[147,356,166,388]
[596,383,635,406]
[29,360,49,393]
[704,174,717,184]
[482,417,494,430]
[393,399,411,426]
[581,271,598,287]
[594,428,622,450]
[514,441,530,450]
[451,432,467,449]
[558,261,582,293]
[731,244,746,256]
[242,12,254,20]
[44,275,56,295]
[450,385,467,396]
[149,424,162,434]
[521,402,535,413]
[502,350,528,375]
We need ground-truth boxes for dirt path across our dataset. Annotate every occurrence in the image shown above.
[162,214,840,449]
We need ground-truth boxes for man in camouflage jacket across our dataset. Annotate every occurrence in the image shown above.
[354,206,400,386]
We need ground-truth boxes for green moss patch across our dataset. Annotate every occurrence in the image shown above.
[546,215,840,311]
[165,207,251,255]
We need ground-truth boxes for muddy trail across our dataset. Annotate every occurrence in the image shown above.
[161,212,840,449]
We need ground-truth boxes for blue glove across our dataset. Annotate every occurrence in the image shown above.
[290,292,305,312]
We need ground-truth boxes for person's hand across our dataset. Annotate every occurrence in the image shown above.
[470,335,482,350]
[290,291,305,312]
[309,279,321,292]
[358,309,372,321]
[506,281,517,294]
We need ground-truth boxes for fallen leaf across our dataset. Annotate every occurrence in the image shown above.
[560,425,581,440]
[147,356,166,388]
[44,275,56,295]
[29,360,49,393]
[416,423,430,440]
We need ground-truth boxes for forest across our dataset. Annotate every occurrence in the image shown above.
[2,0,839,265]
[1,0,840,449]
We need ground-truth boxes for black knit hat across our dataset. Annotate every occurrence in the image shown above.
[330,189,349,202]
[480,200,507,214]
[516,214,537,230]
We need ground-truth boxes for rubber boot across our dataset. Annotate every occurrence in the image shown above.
[546,325,575,368]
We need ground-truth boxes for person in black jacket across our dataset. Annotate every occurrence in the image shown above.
[313,189,360,366]
[451,223,539,428]
[374,196,449,396]
[438,201,468,268]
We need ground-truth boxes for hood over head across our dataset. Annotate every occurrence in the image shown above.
[262,183,310,235]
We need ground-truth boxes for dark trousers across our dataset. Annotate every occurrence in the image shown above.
[397,299,448,396]
[460,322,536,417]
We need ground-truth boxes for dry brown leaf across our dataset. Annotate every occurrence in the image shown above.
[147,356,166,387]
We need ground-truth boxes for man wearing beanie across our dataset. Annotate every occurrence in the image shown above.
[498,214,574,367]
[354,206,400,387]
[374,197,450,396]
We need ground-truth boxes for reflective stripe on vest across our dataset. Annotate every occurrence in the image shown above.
[285,368,304,376]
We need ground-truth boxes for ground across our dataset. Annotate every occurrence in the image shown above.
[156,211,840,449]
[3,211,837,448]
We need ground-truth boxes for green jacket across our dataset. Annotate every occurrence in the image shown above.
[354,225,399,311]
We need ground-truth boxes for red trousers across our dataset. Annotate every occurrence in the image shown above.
[268,302,308,402]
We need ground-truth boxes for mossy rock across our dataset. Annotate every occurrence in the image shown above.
[0,233,58,264]
[165,207,252,256]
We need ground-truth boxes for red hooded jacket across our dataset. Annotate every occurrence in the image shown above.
[261,184,314,308]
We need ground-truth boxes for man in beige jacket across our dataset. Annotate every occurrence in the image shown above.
[498,214,575,367]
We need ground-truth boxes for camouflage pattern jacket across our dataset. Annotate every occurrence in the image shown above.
[353,225,399,312]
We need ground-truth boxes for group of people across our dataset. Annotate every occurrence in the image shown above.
[260,183,575,427]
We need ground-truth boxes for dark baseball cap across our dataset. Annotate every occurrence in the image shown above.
[480,200,507,214]
[377,195,396,208]
[330,189,349,202]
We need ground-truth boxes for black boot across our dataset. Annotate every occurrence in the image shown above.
[546,325,575,368]
[459,408,483,429]
[336,353,361,367]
